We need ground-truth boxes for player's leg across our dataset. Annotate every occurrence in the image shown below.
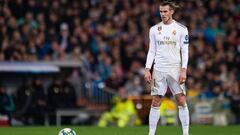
[117,115,128,127]
[176,93,189,135]
[98,112,112,127]
[149,95,162,135]
[167,73,189,135]
[149,70,167,135]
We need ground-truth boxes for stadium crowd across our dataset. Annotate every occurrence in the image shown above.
[0,0,240,125]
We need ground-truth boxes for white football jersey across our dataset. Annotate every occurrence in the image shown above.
[145,20,189,72]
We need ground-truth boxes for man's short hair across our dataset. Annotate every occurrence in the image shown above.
[160,0,179,11]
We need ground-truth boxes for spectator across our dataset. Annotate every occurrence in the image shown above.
[46,77,62,125]
[15,81,33,125]
[30,78,47,125]
[0,84,15,125]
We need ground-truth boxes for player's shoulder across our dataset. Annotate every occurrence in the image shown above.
[174,20,187,30]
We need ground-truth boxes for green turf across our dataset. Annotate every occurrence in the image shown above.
[0,125,239,135]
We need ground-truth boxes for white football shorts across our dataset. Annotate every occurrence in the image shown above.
[151,69,186,96]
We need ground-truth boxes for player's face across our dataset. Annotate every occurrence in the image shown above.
[159,5,174,24]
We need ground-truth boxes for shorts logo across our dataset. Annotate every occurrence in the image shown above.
[151,79,157,93]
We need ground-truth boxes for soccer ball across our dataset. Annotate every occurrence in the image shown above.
[58,128,76,135]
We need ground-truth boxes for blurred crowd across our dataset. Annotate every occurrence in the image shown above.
[0,0,240,125]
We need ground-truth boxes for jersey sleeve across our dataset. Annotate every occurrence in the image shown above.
[180,28,189,69]
[145,27,156,69]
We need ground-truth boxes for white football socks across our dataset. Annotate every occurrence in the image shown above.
[148,106,160,135]
[178,105,189,135]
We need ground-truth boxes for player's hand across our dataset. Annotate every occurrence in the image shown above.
[179,68,187,84]
[144,68,152,84]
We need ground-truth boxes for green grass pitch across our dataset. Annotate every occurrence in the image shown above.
[0,125,239,135]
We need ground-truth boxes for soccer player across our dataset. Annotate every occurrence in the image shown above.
[144,1,190,135]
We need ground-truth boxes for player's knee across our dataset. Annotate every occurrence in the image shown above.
[176,94,186,106]
[152,101,160,107]
[151,96,162,107]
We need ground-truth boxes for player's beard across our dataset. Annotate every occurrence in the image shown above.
[162,16,172,24]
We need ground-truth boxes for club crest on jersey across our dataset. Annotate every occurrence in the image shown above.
[158,26,162,34]
[172,30,176,35]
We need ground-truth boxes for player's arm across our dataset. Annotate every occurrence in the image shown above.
[145,27,156,83]
[179,28,189,84]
